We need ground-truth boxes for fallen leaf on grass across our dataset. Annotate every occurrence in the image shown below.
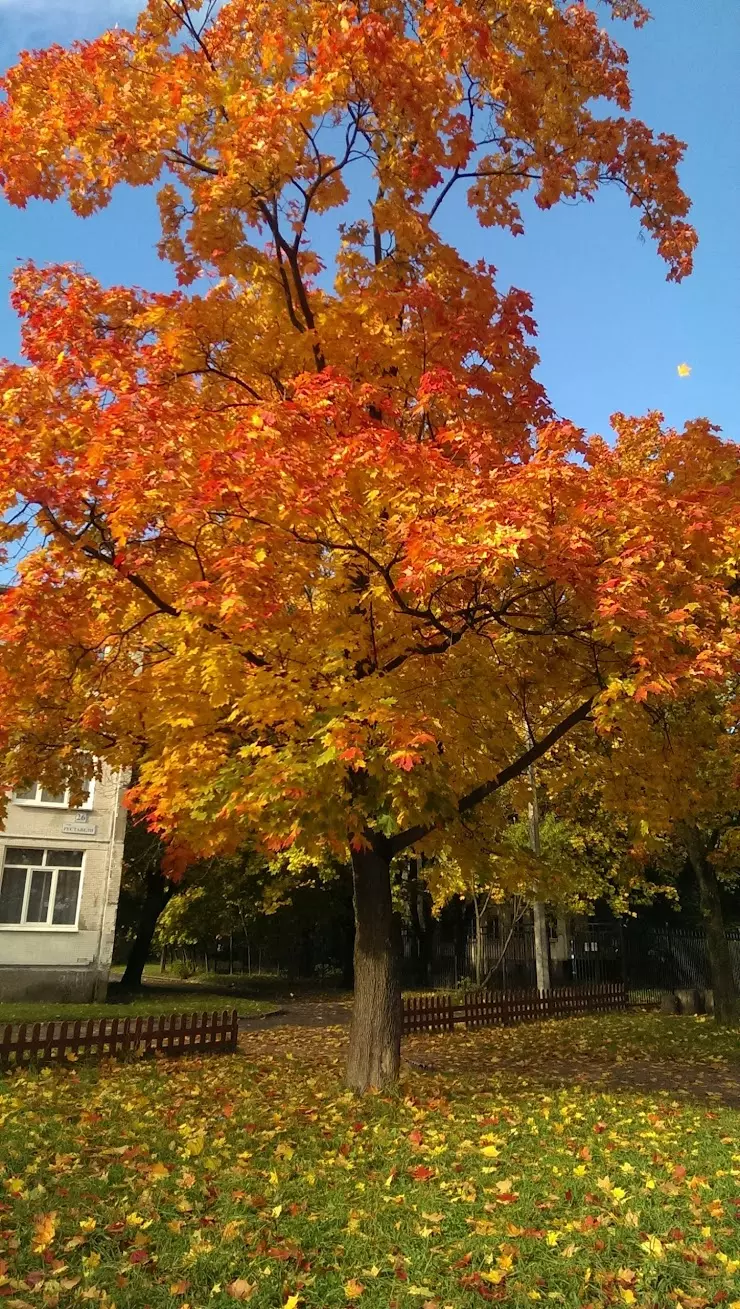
[32,1213,56,1253]
[639,1236,665,1259]
[409,1165,434,1182]
[226,1279,256,1301]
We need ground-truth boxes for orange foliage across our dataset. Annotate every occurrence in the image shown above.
[0,0,734,868]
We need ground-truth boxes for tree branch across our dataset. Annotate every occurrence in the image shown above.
[387,696,594,856]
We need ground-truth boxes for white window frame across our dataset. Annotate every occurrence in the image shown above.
[12,780,95,811]
[0,850,85,932]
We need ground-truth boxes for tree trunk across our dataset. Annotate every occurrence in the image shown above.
[473,895,483,986]
[683,825,739,1025]
[346,841,401,1093]
[120,874,172,990]
[533,901,551,992]
[526,738,551,992]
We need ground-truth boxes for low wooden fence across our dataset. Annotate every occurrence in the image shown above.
[0,1009,239,1070]
[402,983,627,1035]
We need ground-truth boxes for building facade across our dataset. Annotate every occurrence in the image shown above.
[0,767,127,1002]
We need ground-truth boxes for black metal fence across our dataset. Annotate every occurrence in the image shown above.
[401,922,740,996]
[151,921,740,999]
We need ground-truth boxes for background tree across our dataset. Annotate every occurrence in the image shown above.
[0,0,738,1090]
[430,798,645,987]
[116,819,176,991]
[548,691,740,1023]
[150,849,355,984]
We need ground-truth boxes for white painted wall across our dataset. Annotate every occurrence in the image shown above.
[0,766,128,1001]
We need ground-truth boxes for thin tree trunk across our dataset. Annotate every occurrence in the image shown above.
[346,841,401,1093]
[481,895,528,989]
[533,902,551,992]
[526,726,551,992]
[683,825,739,1025]
[473,894,483,986]
[120,878,171,990]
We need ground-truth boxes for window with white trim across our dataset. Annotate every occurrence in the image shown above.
[12,779,93,810]
[0,848,84,928]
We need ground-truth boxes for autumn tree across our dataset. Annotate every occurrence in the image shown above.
[1,0,739,1089]
[116,818,177,991]
[550,691,740,1023]
[430,792,647,988]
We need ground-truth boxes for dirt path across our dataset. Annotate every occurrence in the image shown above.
[238,999,352,1030]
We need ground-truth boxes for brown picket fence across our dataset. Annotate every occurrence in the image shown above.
[403,993,456,1034]
[402,982,627,1035]
[0,1009,239,1070]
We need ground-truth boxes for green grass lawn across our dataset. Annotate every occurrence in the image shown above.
[0,989,275,1026]
[2,1012,740,1308]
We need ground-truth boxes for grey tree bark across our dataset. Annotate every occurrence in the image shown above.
[527,730,551,992]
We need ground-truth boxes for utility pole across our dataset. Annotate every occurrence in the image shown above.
[526,722,551,993]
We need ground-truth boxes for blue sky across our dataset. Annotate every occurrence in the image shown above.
[0,0,737,441]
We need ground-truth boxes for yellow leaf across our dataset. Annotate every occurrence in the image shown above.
[32,1212,57,1252]
[221,1220,244,1242]
[639,1235,664,1259]
[344,1279,365,1299]
[677,362,691,377]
